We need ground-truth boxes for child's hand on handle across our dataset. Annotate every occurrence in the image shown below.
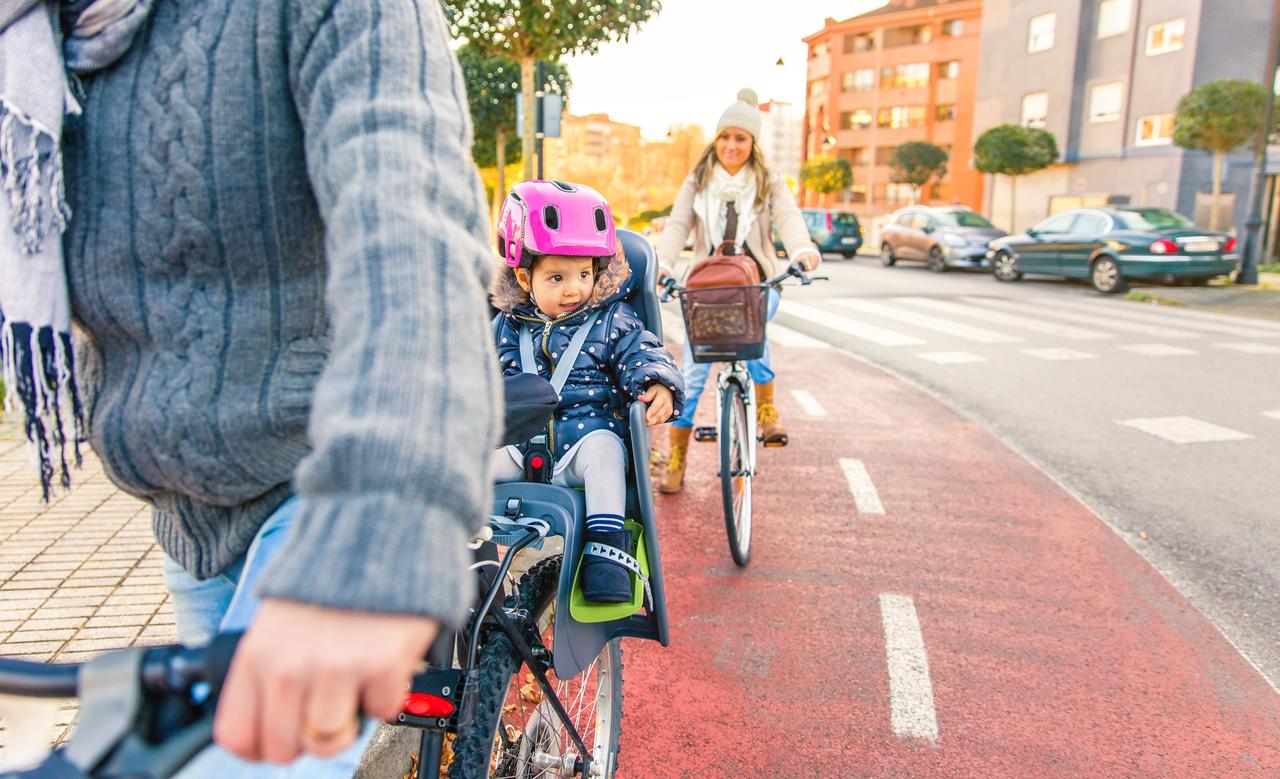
[640,384,675,427]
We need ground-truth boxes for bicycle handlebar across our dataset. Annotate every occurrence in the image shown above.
[659,261,827,302]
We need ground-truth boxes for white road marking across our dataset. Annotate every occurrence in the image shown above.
[660,309,684,345]
[1214,342,1280,354]
[768,323,831,349]
[1118,416,1254,444]
[831,298,1022,343]
[780,301,926,347]
[892,296,1113,340]
[1020,347,1097,361]
[961,296,1200,339]
[879,594,939,742]
[1264,410,1280,421]
[790,390,827,417]
[1030,296,1280,339]
[1117,343,1199,357]
[916,351,988,365]
[839,458,885,515]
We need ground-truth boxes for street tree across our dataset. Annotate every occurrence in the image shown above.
[441,0,661,181]
[457,45,570,216]
[973,124,1059,232]
[800,155,852,206]
[889,141,949,203]
[1173,79,1267,231]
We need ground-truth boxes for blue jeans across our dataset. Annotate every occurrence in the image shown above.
[673,287,780,429]
[163,496,376,778]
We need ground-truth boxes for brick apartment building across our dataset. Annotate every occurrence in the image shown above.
[801,0,985,221]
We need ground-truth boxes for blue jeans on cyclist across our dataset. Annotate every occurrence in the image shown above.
[672,287,780,429]
[162,496,376,778]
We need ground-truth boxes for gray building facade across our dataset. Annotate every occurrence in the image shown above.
[973,0,1272,232]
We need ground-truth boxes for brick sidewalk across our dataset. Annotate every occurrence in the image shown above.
[0,415,176,759]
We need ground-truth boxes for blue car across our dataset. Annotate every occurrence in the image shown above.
[775,208,864,259]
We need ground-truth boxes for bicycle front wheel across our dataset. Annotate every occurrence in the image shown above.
[448,556,624,779]
[720,381,753,567]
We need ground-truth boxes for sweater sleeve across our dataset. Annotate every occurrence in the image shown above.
[770,172,821,266]
[609,304,685,421]
[654,175,698,272]
[255,0,499,627]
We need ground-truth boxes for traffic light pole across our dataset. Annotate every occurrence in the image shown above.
[1239,0,1280,285]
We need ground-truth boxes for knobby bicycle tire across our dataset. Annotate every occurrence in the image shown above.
[447,556,624,779]
[720,381,753,567]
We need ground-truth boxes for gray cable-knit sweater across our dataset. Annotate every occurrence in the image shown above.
[62,0,499,625]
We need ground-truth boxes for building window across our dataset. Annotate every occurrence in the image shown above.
[877,105,926,129]
[1096,0,1131,39]
[937,103,957,121]
[1028,13,1056,53]
[850,184,868,203]
[938,60,960,80]
[880,62,930,89]
[844,33,875,53]
[875,182,916,205]
[874,146,897,166]
[884,24,932,48]
[941,19,964,37]
[1088,82,1123,123]
[842,109,873,130]
[809,79,827,96]
[1146,19,1185,56]
[810,41,830,58]
[844,147,867,165]
[1135,113,1174,146]
[842,68,876,93]
[1021,92,1049,128]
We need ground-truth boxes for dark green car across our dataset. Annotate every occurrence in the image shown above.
[987,207,1238,293]
[775,208,864,259]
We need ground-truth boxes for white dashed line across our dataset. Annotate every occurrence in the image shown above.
[831,298,1022,343]
[1117,416,1254,444]
[839,458,885,515]
[1117,343,1199,357]
[916,351,988,365]
[1214,342,1280,354]
[880,594,939,742]
[781,301,925,347]
[790,390,827,417]
[768,323,831,349]
[1019,347,1097,361]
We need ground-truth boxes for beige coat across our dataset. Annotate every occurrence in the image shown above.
[655,169,819,280]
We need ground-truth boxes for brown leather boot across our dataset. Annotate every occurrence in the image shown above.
[658,426,692,494]
[755,382,789,447]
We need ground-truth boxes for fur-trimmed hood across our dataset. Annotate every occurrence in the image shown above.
[490,248,633,315]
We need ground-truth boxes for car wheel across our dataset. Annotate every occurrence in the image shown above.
[992,251,1022,282]
[1091,256,1126,294]
[842,251,858,260]
[1185,276,1212,287]
[927,246,947,273]
[880,243,897,267]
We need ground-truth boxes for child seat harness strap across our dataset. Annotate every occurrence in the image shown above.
[518,310,602,395]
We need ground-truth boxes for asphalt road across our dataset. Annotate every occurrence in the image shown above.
[759,255,1280,692]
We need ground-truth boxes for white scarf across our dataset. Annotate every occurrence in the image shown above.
[0,0,153,498]
[694,163,757,253]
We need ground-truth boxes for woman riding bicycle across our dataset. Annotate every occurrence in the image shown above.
[654,88,821,494]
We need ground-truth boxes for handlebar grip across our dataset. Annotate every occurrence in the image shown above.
[201,631,242,698]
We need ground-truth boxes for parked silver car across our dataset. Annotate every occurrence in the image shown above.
[880,206,1007,272]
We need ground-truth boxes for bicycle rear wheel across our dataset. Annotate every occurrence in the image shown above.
[720,381,753,567]
[448,556,624,779]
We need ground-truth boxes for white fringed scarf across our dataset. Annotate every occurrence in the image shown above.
[0,0,153,498]
[693,162,758,252]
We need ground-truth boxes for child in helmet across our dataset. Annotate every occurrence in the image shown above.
[491,181,685,603]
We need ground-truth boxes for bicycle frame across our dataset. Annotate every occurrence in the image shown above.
[713,361,758,478]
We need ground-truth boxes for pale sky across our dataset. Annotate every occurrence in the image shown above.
[562,0,889,139]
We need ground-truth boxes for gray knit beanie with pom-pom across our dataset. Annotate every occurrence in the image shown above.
[716,88,762,139]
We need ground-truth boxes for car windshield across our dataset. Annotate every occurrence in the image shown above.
[1116,208,1195,230]
[932,210,994,228]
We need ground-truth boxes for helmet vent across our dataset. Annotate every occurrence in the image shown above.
[551,180,576,193]
[593,207,608,232]
[543,205,560,230]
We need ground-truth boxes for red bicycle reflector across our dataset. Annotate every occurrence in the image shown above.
[403,693,454,717]
[530,455,544,469]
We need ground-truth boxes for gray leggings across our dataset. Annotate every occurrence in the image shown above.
[492,431,629,532]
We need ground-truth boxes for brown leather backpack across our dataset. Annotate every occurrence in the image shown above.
[685,240,761,290]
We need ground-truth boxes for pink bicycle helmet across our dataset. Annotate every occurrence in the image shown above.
[496,180,617,268]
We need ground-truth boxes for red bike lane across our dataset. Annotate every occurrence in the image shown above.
[616,345,1280,778]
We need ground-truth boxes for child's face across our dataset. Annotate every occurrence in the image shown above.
[516,255,596,318]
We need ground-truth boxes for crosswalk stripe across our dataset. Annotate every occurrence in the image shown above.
[1264,410,1280,421]
[839,458,885,514]
[1029,296,1280,339]
[1117,416,1253,444]
[790,390,827,417]
[830,299,1022,343]
[1020,347,1097,361]
[780,301,925,347]
[768,323,831,349]
[1034,294,1280,334]
[891,296,1113,340]
[1117,343,1199,356]
[1214,342,1280,354]
[880,594,939,742]
[916,351,988,364]
[961,296,1200,338]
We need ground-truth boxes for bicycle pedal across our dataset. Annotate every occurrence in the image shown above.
[693,426,718,442]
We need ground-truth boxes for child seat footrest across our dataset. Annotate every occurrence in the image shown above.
[581,542,652,609]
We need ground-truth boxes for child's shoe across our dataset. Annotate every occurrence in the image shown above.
[580,529,634,603]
